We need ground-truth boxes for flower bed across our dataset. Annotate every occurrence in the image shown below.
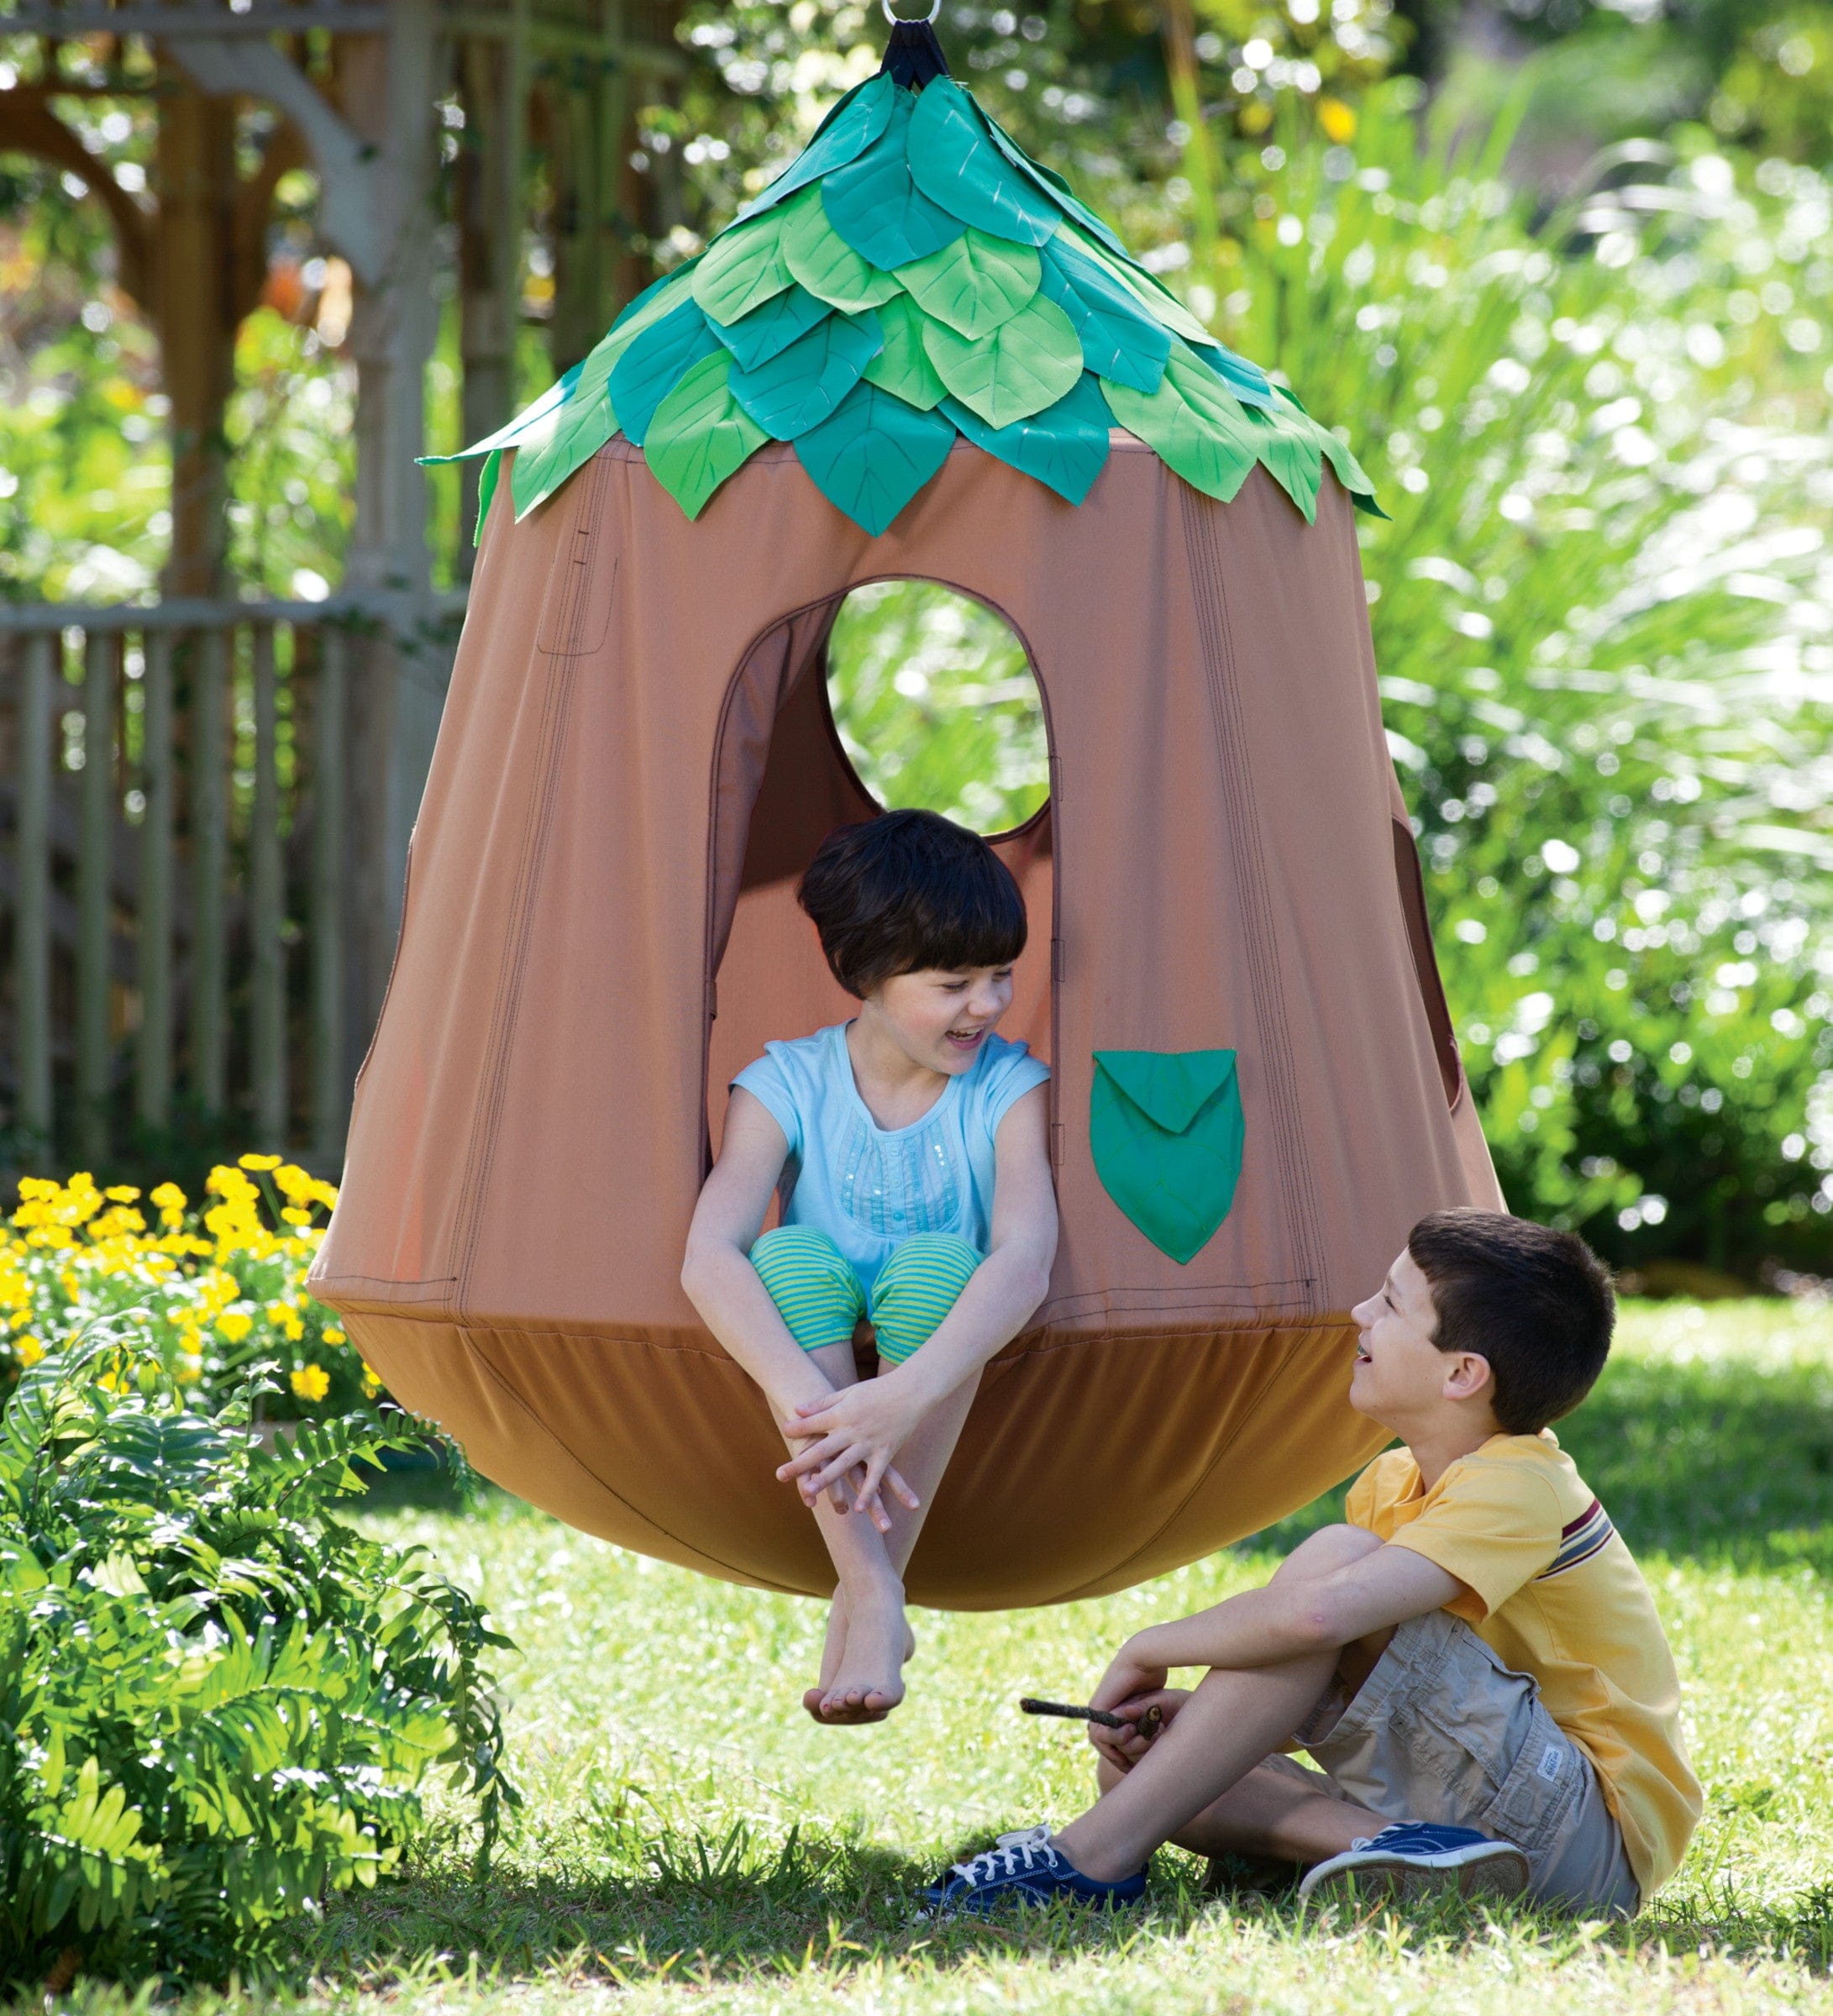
[0,1158,369,1421]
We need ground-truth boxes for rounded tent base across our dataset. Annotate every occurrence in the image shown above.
[348,1310,1388,1607]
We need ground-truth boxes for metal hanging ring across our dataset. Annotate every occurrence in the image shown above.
[882,0,943,24]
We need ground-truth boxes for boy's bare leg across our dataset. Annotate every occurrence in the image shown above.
[1094,1754,1377,1867]
[1053,1525,1389,1881]
[1052,1655,1342,1881]
[788,1341,908,1725]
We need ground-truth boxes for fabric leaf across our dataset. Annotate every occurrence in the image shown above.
[896,228,1041,339]
[792,381,956,535]
[728,310,885,441]
[1038,238,1170,395]
[421,360,580,465]
[980,111,1129,257]
[1100,344,1262,503]
[1195,341,1277,412]
[1318,424,1387,517]
[922,291,1083,429]
[1244,405,1323,523]
[691,211,794,326]
[1090,1048,1243,1264]
[821,92,965,271]
[905,78,1061,246]
[940,371,1111,506]
[780,191,904,312]
[608,300,724,448]
[643,351,769,519]
[473,449,501,546]
[511,384,617,518]
[862,293,949,410]
[712,281,832,372]
[735,72,898,222]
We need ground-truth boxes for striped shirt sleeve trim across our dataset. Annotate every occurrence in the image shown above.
[1537,1496,1615,1579]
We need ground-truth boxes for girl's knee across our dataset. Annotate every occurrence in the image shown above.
[752,1226,846,1268]
[869,1236,982,1364]
[750,1228,863,1351]
[876,1233,981,1294]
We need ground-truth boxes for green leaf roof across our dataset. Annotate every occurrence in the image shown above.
[428,69,1384,538]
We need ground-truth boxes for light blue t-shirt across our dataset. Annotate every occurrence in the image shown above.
[731,1021,1050,1299]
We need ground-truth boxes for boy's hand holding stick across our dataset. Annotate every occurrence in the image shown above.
[1021,1694,1177,1767]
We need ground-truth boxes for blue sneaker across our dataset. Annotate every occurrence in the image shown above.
[922,1825,1148,1917]
[1296,1824,1530,1905]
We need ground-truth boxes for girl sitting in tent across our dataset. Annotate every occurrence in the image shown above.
[682,810,1058,1722]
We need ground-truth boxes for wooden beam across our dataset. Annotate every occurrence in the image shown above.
[309,628,346,1168]
[155,71,237,598]
[189,627,228,1120]
[0,592,468,632]
[0,87,155,307]
[76,632,114,1165]
[135,631,175,1134]
[14,636,55,1148]
[249,622,286,1147]
[0,5,389,33]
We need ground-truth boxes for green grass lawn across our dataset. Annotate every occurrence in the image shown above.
[67,1300,1833,2013]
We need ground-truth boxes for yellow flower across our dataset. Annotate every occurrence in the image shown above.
[150,1182,186,1210]
[323,1324,347,1344]
[281,1207,314,1226]
[17,1336,45,1368]
[239,1153,282,1172]
[290,1362,331,1402]
[175,1356,202,1384]
[216,1310,255,1343]
[1317,96,1358,145]
[361,1362,382,1394]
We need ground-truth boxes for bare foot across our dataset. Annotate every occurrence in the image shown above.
[816,1586,909,1723]
[804,1593,917,1721]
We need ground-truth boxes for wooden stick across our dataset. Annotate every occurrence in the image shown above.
[1020,1697,1163,1739]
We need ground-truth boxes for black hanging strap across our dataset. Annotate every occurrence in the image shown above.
[880,16,951,88]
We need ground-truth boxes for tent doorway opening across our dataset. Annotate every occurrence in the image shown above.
[827,581,1050,838]
[705,579,1058,1163]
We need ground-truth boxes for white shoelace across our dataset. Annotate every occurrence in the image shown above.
[949,1824,1056,1883]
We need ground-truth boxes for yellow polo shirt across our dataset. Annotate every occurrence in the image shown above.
[1347,1431,1702,1897]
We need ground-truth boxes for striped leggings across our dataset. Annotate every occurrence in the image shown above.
[750,1226,981,1367]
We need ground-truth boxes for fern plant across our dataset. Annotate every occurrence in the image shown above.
[0,1335,517,1986]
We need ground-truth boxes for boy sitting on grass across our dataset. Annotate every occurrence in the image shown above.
[927,1210,1702,1917]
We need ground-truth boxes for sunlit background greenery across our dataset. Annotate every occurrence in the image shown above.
[3,0,1830,1283]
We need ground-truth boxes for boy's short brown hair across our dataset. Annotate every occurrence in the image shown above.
[1408,1209,1615,1435]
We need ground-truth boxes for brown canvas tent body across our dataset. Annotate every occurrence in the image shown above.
[308,430,1503,1610]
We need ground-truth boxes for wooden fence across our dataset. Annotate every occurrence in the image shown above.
[0,597,459,1173]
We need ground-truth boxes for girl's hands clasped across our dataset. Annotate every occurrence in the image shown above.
[779,1372,928,1527]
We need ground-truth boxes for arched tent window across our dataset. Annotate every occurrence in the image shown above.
[825,582,1049,837]
[704,580,1057,1157]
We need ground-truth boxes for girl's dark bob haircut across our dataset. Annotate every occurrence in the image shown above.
[798,809,1028,998]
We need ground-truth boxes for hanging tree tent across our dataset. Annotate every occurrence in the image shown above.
[307,18,1503,1610]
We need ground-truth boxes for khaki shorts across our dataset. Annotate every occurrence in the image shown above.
[1266,1608,1640,1917]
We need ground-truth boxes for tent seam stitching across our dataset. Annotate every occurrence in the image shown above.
[1179,480,1326,1306]
[449,460,604,1319]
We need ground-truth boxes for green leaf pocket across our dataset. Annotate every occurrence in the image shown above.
[1090,1049,1244,1265]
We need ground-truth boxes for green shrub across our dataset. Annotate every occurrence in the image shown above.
[0,1336,516,1987]
[1217,92,1832,1272]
